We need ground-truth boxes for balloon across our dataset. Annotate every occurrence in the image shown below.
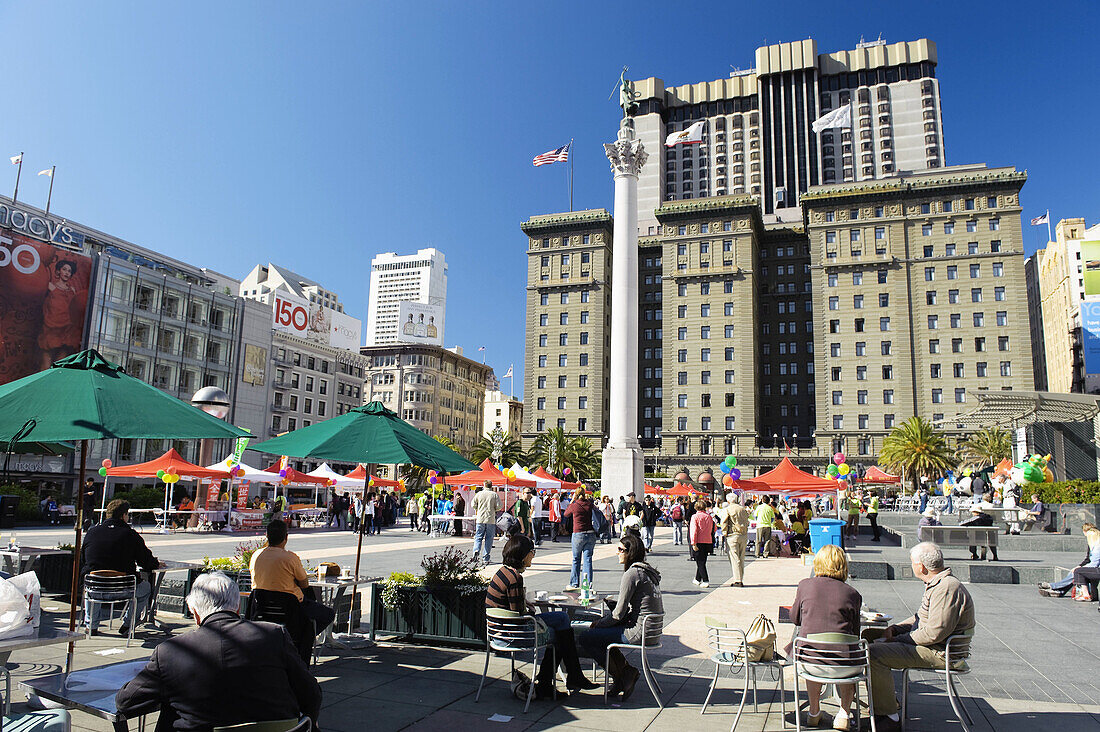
[838,464,850,476]
[833,453,845,465]
[725,455,737,468]
[157,469,166,479]
[731,468,741,480]
[101,459,112,468]
[369,478,375,487]
[826,464,839,476]
[98,467,107,477]
[723,475,733,486]
[428,476,437,485]
[563,468,572,475]
[278,469,287,478]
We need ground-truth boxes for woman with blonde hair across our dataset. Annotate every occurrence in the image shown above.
[787,544,862,729]
[1040,523,1100,599]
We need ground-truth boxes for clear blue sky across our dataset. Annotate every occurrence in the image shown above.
[3,1,1097,398]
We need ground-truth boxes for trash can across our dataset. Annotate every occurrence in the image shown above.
[809,517,846,553]
[0,495,20,529]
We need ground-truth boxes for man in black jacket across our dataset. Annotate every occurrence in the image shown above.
[117,571,322,732]
[81,499,161,635]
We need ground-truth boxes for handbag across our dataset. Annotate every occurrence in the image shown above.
[743,613,777,662]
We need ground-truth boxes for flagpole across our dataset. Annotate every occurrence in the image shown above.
[45,165,55,215]
[12,153,22,203]
[1046,210,1052,243]
[568,139,574,212]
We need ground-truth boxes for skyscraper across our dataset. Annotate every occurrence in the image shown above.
[630,37,944,229]
[366,248,448,346]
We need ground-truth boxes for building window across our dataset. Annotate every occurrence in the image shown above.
[932,389,942,404]
[955,388,966,403]
[976,362,987,377]
[972,288,983,303]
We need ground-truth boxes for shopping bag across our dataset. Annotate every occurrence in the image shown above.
[7,572,42,628]
[0,576,35,640]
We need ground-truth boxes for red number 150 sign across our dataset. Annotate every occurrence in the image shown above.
[274,293,309,334]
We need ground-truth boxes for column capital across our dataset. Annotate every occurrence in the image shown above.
[604,120,648,178]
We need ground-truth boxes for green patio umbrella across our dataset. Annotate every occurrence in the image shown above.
[0,349,249,666]
[253,401,477,605]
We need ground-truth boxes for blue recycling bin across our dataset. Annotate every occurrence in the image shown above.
[808,518,846,553]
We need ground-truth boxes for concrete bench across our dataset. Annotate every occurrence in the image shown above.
[924,525,998,548]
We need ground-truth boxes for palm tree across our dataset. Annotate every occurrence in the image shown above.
[528,428,602,481]
[956,427,1013,470]
[878,416,954,495]
[469,430,526,467]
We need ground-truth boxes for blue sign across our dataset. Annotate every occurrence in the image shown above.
[1081,301,1100,376]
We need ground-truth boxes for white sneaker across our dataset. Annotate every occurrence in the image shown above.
[692,579,700,586]
[700,582,710,588]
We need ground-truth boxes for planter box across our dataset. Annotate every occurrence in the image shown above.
[34,551,76,595]
[369,583,486,649]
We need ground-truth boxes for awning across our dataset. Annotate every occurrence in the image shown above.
[943,390,1100,428]
[444,459,536,488]
[509,463,559,492]
[107,449,230,480]
[263,462,333,486]
[531,466,581,491]
[749,457,839,495]
[860,466,901,484]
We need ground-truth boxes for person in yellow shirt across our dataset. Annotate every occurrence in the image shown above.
[249,520,336,636]
[753,497,776,558]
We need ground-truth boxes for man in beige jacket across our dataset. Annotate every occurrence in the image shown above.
[868,541,975,731]
[721,493,750,587]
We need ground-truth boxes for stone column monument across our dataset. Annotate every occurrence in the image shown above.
[601,73,648,501]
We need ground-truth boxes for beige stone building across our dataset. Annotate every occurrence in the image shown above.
[519,210,614,445]
[805,164,1032,457]
[484,389,523,438]
[521,164,1033,474]
[360,343,493,454]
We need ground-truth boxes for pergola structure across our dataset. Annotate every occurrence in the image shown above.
[945,390,1100,428]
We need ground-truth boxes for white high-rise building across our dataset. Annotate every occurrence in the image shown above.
[366,248,448,345]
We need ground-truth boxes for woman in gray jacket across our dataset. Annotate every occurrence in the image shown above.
[578,533,663,700]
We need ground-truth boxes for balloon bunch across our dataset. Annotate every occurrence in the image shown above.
[825,452,852,480]
[157,469,181,484]
[563,467,572,476]
[98,458,112,477]
[428,469,440,485]
[717,454,741,486]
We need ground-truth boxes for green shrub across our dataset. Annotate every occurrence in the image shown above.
[1032,481,1100,504]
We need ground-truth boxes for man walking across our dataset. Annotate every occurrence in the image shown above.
[721,493,750,586]
[471,481,500,566]
[752,496,775,558]
[640,496,660,551]
[406,492,420,531]
[867,490,881,541]
[867,542,975,731]
[564,489,597,591]
[530,490,544,546]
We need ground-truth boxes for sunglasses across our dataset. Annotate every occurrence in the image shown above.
[616,546,626,552]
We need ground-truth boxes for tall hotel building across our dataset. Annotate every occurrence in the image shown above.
[631,37,944,229]
[519,36,1031,474]
[366,248,448,345]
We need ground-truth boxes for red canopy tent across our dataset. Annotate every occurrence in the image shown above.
[860,465,900,484]
[668,482,703,497]
[748,457,840,495]
[532,466,581,491]
[345,464,402,489]
[263,463,333,486]
[106,448,231,480]
[445,459,536,488]
[644,483,668,495]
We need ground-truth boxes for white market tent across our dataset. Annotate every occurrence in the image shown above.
[206,456,270,483]
[306,462,362,490]
[509,463,559,492]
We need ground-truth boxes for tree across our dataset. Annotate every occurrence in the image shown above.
[956,427,1013,471]
[878,416,954,495]
[469,430,526,467]
[401,435,462,489]
[528,428,601,481]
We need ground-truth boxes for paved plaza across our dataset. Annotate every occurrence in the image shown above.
[7,523,1100,731]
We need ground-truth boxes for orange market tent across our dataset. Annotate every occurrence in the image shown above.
[750,457,840,495]
[107,448,231,481]
[262,462,333,487]
[532,466,581,491]
[444,459,537,489]
[343,465,402,490]
[860,465,901,484]
[644,483,669,495]
[668,482,703,497]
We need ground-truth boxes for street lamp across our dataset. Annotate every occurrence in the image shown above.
[191,387,230,508]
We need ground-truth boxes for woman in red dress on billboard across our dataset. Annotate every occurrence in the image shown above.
[37,258,82,368]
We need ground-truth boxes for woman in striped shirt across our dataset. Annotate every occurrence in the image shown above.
[486,534,597,698]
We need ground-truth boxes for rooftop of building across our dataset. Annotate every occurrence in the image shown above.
[359,342,496,375]
[800,163,1027,202]
[521,208,612,235]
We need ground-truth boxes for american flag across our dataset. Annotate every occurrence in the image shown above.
[533,143,570,167]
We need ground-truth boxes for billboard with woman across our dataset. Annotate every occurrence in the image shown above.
[0,230,92,385]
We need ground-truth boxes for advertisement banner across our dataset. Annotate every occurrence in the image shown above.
[205,479,220,505]
[1082,241,1100,296]
[237,480,250,509]
[242,344,267,385]
[272,289,361,351]
[396,301,444,346]
[0,230,92,385]
[1081,301,1100,376]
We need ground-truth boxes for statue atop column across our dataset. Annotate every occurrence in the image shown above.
[606,68,647,177]
[618,66,640,118]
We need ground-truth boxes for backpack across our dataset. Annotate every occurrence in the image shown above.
[671,504,683,521]
[496,511,520,536]
[743,614,777,662]
[591,505,608,534]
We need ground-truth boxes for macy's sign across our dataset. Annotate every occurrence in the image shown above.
[0,203,86,249]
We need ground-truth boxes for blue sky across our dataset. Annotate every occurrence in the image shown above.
[2,1,1097,398]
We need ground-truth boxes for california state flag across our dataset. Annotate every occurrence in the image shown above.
[665,121,706,147]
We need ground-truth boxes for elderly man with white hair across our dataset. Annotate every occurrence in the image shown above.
[866,542,975,731]
[720,492,750,587]
[116,571,322,732]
